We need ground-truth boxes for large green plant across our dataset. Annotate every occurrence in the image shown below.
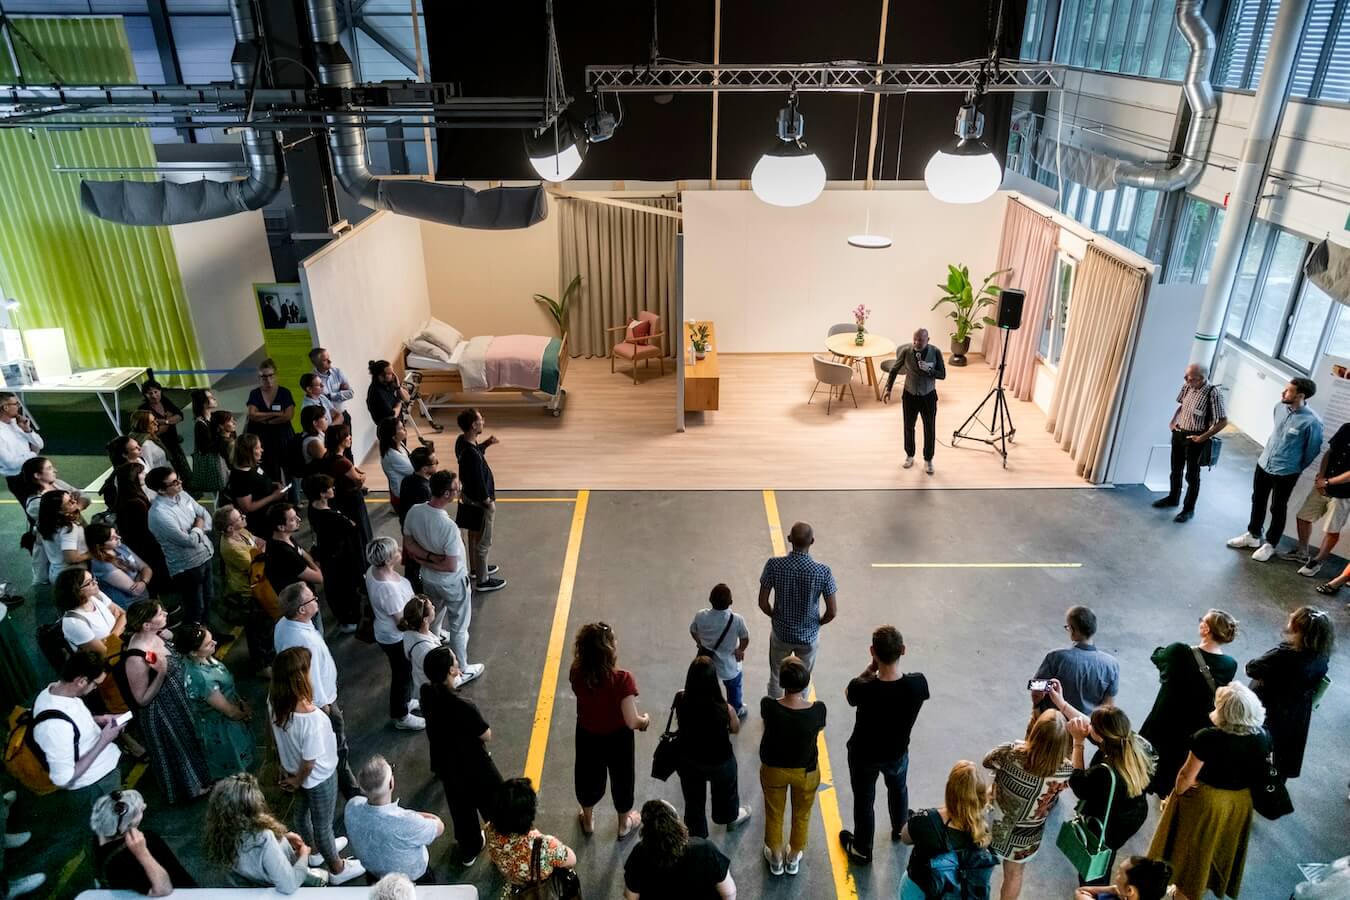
[533,274,582,339]
[931,264,1010,342]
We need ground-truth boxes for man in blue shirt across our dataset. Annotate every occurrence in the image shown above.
[1228,378,1324,562]
[758,522,838,699]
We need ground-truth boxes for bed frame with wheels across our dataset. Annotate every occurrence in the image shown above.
[403,334,570,420]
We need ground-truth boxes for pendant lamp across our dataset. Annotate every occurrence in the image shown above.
[525,116,587,183]
[751,94,826,208]
[847,210,892,249]
[924,101,1003,205]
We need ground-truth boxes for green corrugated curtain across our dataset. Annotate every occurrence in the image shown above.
[0,17,203,385]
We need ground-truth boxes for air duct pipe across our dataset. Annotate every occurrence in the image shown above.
[303,0,546,229]
[1114,0,1216,190]
[78,0,283,225]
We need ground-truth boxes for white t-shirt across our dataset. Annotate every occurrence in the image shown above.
[61,592,118,649]
[139,440,168,471]
[690,608,750,681]
[270,706,337,789]
[43,525,87,583]
[380,447,414,499]
[403,504,465,570]
[365,569,413,646]
[32,687,121,789]
[403,631,441,692]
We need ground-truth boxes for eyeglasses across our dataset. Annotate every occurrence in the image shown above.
[110,789,130,833]
[81,577,96,589]
[163,479,181,488]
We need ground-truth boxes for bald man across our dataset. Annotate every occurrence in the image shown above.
[759,522,837,699]
[1153,363,1226,522]
[883,329,946,475]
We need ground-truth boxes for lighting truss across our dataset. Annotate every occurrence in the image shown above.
[585,62,1065,94]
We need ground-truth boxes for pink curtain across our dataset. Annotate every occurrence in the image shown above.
[981,198,1060,401]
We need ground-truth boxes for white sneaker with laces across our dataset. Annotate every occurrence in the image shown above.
[1252,543,1277,562]
[785,851,803,875]
[328,859,366,885]
[902,457,915,469]
[5,872,45,899]
[763,846,783,876]
[393,713,427,731]
[925,461,934,475]
[457,663,485,686]
[1299,560,1324,577]
[309,836,348,868]
[727,807,751,831]
[1227,532,1263,549]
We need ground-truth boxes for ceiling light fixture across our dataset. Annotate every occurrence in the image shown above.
[751,93,826,208]
[847,210,892,249]
[924,100,1002,204]
[526,116,587,182]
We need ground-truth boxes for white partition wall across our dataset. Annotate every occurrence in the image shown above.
[301,212,432,462]
[682,189,1006,352]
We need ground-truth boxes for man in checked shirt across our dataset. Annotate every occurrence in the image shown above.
[1153,363,1227,523]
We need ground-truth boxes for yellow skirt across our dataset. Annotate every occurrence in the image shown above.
[1148,782,1254,899]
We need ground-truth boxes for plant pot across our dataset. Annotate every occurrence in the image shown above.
[855,329,866,346]
[950,336,971,366]
[694,348,707,360]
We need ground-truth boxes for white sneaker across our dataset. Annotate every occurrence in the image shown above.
[925,461,934,475]
[902,457,915,469]
[1227,532,1262,549]
[309,836,348,868]
[1252,543,1277,562]
[328,859,366,885]
[407,700,421,715]
[457,663,485,687]
[763,846,784,876]
[1,789,15,805]
[393,713,426,731]
[3,831,30,850]
[1299,560,1324,577]
[785,850,803,875]
[727,806,751,831]
[5,873,45,899]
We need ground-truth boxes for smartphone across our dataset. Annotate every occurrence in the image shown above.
[1027,679,1050,692]
[114,711,134,727]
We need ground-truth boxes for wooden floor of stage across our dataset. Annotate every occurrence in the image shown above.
[364,354,1092,490]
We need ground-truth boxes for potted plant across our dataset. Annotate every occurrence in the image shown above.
[688,322,711,359]
[852,303,871,346]
[931,264,1008,366]
[533,274,582,340]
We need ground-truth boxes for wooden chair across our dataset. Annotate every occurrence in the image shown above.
[809,354,857,414]
[607,311,666,384]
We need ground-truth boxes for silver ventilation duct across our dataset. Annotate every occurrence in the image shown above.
[79,0,283,226]
[303,0,547,230]
[1114,0,1216,190]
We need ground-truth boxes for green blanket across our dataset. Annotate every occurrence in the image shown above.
[540,337,563,395]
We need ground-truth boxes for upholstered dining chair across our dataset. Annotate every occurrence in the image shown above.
[607,311,666,384]
[809,354,857,414]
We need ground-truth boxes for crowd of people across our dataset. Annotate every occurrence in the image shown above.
[0,356,1344,900]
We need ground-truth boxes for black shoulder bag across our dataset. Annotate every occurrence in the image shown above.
[512,835,582,900]
[696,613,736,660]
[651,694,681,781]
[1200,384,1223,468]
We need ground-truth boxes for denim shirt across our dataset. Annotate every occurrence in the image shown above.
[1258,403,1323,476]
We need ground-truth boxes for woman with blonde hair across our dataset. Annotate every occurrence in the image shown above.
[214,503,272,675]
[205,773,327,891]
[1147,682,1269,900]
[399,594,441,693]
[1140,609,1239,797]
[128,409,169,471]
[899,760,996,899]
[982,710,1074,899]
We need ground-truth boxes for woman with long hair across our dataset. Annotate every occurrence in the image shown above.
[318,424,371,548]
[570,622,650,840]
[982,709,1074,899]
[21,456,86,583]
[622,799,736,899]
[298,406,328,476]
[674,656,749,839]
[205,773,327,890]
[399,594,441,694]
[365,536,419,729]
[128,409,169,472]
[138,378,188,473]
[268,646,365,884]
[899,760,996,899]
[485,777,577,889]
[99,434,148,509]
[228,433,286,535]
[176,622,254,781]
[759,655,827,877]
[116,599,211,804]
[86,523,153,610]
[214,504,273,675]
[302,474,361,631]
[245,358,296,483]
[53,566,127,658]
[1147,682,1269,900]
[111,462,170,597]
[376,417,413,513]
[37,489,89,583]
[1245,605,1334,779]
[1140,609,1239,796]
[208,409,237,475]
[189,389,226,495]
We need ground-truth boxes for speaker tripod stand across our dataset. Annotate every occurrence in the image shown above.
[952,326,1016,468]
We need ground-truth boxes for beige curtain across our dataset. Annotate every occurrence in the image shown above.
[982,198,1060,401]
[1046,244,1149,483]
[558,196,678,358]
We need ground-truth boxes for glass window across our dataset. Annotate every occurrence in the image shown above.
[1291,0,1336,97]
[1040,256,1076,367]
[1113,186,1137,241]
[1130,190,1160,255]
[1246,231,1307,354]
[1056,0,1082,62]
[1063,181,1083,216]
[1089,0,1116,68]
[1283,281,1335,370]
[1225,220,1272,337]
[1078,188,1100,226]
[1197,206,1225,284]
[1216,0,1261,87]
[1095,190,1118,232]
[1123,0,1156,73]
[1245,0,1280,87]
[1142,0,1175,75]
[1162,24,1189,79]
[1105,0,1132,70]
[1167,198,1212,283]
[1073,0,1099,66]
[1327,304,1350,360]
[1322,7,1350,102]
[1021,0,1044,59]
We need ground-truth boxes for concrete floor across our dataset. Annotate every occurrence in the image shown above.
[3,435,1348,899]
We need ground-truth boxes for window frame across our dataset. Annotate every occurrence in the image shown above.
[1039,251,1078,372]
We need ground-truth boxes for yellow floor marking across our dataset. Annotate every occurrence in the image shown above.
[761,490,857,900]
[523,491,589,788]
[871,562,1082,568]
[364,496,575,505]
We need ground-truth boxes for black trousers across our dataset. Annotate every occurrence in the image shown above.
[378,639,414,719]
[439,761,502,859]
[170,559,215,626]
[848,750,910,853]
[677,754,740,838]
[574,725,635,812]
[1247,465,1301,544]
[902,391,938,461]
[1167,430,1207,511]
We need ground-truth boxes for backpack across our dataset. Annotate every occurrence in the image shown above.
[3,706,78,795]
[917,810,997,900]
[249,554,282,621]
[37,620,71,673]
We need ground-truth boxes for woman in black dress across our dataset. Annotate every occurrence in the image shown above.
[302,474,362,631]
[244,358,296,483]
[227,434,287,536]
[674,656,750,839]
[318,424,372,549]
[138,378,190,478]
[188,389,225,495]
[1139,609,1238,796]
[111,462,170,597]
[1245,605,1334,779]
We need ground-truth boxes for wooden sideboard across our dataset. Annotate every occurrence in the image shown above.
[684,320,720,412]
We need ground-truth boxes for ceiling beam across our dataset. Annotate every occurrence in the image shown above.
[354,18,418,75]
[863,0,890,188]
[547,189,683,220]
[585,62,1065,93]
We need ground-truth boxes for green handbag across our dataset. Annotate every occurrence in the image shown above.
[1055,765,1116,882]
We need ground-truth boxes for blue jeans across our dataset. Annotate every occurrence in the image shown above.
[722,673,744,712]
[171,558,215,626]
[848,749,910,854]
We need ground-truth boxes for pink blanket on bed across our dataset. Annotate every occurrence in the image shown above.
[485,334,550,389]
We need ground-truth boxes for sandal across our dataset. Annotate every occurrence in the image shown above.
[1315,583,1341,595]
[617,810,640,840]
[577,809,593,836]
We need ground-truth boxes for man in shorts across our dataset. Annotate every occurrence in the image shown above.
[1284,421,1350,577]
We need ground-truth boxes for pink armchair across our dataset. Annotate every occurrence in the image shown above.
[607,311,666,384]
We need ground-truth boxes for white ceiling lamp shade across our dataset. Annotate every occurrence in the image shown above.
[526,116,588,182]
[751,94,826,208]
[924,101,1003,205]
[847,210,892,249]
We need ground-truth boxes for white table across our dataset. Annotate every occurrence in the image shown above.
[78,886,477,899]
[17,366,146,433]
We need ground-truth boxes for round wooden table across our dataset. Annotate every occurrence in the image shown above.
[825,331,898,400]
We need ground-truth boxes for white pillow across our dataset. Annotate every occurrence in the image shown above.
[406,337,452,363]
[417,318,465,356]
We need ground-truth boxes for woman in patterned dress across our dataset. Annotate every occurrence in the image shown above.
[486,777,577,896]
[983,709,1075,900]
[177,622,256,781]
[116,598,212,803]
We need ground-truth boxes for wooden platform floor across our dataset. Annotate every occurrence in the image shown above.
[369,354,1091,490]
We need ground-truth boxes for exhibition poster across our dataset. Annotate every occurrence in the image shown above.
[252,282,314,433]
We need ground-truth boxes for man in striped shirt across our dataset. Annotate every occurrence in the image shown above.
[1153,364,1227,523]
